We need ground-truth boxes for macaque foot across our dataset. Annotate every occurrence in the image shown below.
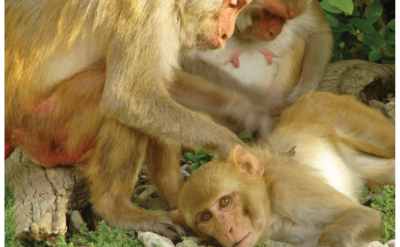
[256,48,275,65]
[228,50,243,68]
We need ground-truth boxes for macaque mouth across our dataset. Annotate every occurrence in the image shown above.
[232,232,251,247]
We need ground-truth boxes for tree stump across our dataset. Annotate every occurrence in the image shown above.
[5,147,75,246]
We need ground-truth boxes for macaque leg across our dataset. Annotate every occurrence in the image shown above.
[83,120,184,239]
[318,206,383,247]
[146,137,184,209]
[346,147,395,189]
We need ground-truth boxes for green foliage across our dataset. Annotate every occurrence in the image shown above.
[183,150,214,172]
[69,221,144,247]
[360,185,395,243]
[5,176,18,247]
[238,130,254,146]
[370,185,395,243]
[321,0,395,64]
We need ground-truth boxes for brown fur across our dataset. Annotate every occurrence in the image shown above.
[5,0,253,238]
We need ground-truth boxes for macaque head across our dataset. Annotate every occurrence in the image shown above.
[180,0,251,49]
[178,145,269,247]
[236,0,311,41]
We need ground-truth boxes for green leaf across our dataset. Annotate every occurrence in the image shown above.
[320,0,342,13]
[368,49,382,62]
[344,23,356,35]
[354,0,365,8]
[365,0,382,24]
[238,130,252,140]
[351,7,361,16]
[196,150,208,156]
[190,163,200,171]
[327,0,353,14]
[382,58,395,65]
[344,49,354,60]
[363,45,372,54]
[324,11,340,27]
[332,44,342,56]
[363,31,387,50]
[331,56,343,63]
[349,18,375,34]
[348,37,363,46]
[385,33,395,45]
[186,153,198,163]
[332,31,343,42]
[386,19,395,31]
[199,160,208,165]
[383,45,395,57]
[331,22,349,32]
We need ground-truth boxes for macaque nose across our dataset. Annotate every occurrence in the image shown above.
[218,34,229,48]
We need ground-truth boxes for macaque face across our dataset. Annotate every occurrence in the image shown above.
[179,153,267,247]
[201,0,252,49]
[235,0,311,41]
[195,191,256,247]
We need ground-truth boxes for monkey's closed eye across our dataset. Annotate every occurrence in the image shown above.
[220,197,231,208]
[201,212,212,221]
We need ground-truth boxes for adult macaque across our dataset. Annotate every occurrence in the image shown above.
[4,0,271,238]
[176,92,393,246]
[179,0,333,120]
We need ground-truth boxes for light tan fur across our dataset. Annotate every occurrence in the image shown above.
[176,92,393,246]
[5,0,253,238]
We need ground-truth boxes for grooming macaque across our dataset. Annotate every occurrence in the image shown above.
[4,0,268,238]
[176,92,394,246]
[178,0,333,123]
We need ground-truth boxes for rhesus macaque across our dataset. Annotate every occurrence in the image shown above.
[4,0,271,238]
[176,92,394,246]
[178,0,333,124]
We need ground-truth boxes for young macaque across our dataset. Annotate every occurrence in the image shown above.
[5,0,267,238]
[176,92,393,246]
[179,0,333,124]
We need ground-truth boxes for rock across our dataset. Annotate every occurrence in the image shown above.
[318,60,395,102]
[383,101,395,122]
[176,240,198,247]
[69,211,85,235]
[137,231,175,247]
[180,164,191,180]
[385,240,395,247]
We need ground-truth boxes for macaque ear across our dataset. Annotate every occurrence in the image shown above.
[229,145,264,177]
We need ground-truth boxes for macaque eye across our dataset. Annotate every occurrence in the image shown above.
[201,212,212,221]
[220,197,231,208]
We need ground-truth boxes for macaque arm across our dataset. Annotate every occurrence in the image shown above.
[286,32,333,103]
[100,31,242,156]
[169,72,273,140]
[285,0,334,104]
